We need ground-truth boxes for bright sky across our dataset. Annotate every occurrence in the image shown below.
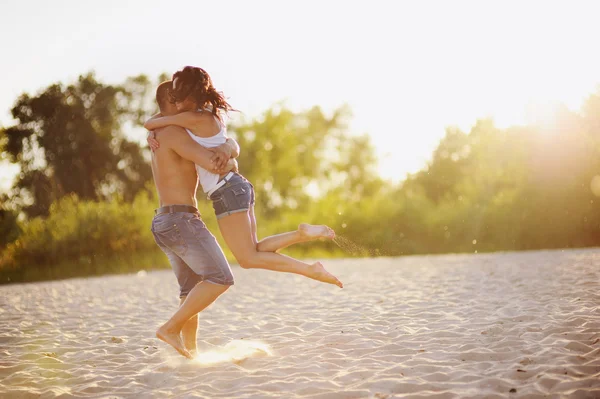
[1,0,600,191]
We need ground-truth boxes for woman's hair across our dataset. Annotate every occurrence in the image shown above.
[169,66,236,121]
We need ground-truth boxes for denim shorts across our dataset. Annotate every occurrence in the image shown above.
[209,173,255,219]
[151,210,234,297]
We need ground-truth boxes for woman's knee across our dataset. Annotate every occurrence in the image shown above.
[255,241,267,253]
[218,284,231,293]
[237,252,261,269]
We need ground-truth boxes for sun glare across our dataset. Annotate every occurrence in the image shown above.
[524,101,565,132]
[193,340,272,366]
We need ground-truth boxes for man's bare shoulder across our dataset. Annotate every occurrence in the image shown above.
[155,125,189,144]
[155,125,187,136]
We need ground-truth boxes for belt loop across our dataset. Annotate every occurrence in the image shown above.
[169,205,174,214]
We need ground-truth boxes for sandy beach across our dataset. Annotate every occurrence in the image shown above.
[0,248,599,398]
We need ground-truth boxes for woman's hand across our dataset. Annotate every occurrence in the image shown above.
[147,131,160,151]
[210,143,233,170]
[214,159,238,175]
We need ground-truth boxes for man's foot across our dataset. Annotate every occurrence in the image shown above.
[306,262,343,288]
[298,223,335,240]
[185,345,198,358]
[156,325,193,359]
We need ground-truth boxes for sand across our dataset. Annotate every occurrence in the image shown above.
[0,248,599,398]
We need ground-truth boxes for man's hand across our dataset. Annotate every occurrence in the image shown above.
[147,131,159,151]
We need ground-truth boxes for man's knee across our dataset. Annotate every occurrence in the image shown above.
[220,284,231,293]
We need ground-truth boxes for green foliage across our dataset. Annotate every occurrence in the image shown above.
[231,105,351,214]
[0,191,164,283]
[1,72,155,217]
[0,208,20,248]
[390,100,600,253]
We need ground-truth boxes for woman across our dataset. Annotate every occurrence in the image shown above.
[145,66,342,288]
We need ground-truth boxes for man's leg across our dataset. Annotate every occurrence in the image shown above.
[162,250,201,356]
[179,296,198,355]
[154,212,234,359]
[157,282,228,359]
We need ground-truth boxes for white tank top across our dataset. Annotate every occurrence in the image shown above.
[185,113,228,193]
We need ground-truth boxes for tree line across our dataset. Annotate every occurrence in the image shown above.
[1,73,599,282]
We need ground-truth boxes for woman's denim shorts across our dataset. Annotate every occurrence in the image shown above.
[209,173,255,219]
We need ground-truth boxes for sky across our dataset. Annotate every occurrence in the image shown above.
[1,0,600,191]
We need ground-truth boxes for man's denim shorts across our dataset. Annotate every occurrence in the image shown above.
[209,173,255,219]
[151,210,234,297]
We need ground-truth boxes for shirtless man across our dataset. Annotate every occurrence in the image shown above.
[150,80,239,359]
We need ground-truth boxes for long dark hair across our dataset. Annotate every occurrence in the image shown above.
[169,66,236,121]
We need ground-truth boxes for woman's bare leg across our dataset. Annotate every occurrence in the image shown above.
[248,206,258,246]
[256,224,335,252]
[217,208,342,287]
[250,206,336,253]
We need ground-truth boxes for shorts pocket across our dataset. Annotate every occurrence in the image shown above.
[233,184,252,209]
[209,190,224,201]
[152,213,184,233]
[210,195,227,215]
[153,223,187,256]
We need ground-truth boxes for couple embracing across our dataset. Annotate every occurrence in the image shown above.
[146,66,343,359]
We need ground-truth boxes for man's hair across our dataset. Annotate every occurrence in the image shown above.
[156,80,173,111]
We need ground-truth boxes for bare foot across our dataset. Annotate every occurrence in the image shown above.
[156,325,193,359]
[186,346,198,359]
[306,262,343,288]
[183,338,197,358]
[298,223,335,240]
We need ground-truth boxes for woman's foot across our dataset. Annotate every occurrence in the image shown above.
[305,262,343,288]
[298,223,335,240]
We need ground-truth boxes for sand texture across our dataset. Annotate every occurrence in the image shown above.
[1,249,599,398]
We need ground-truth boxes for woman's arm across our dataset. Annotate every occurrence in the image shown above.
[224,138,240,158]
[143,111,199,131]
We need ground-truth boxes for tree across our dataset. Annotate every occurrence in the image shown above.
[230,104,369,215]
[0,204,20,248]
[1,73,154,217]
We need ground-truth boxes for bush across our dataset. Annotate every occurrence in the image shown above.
[0,192,165,283]
[0,208,20,248]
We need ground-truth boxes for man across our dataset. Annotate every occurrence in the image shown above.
[149,80,239,359]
